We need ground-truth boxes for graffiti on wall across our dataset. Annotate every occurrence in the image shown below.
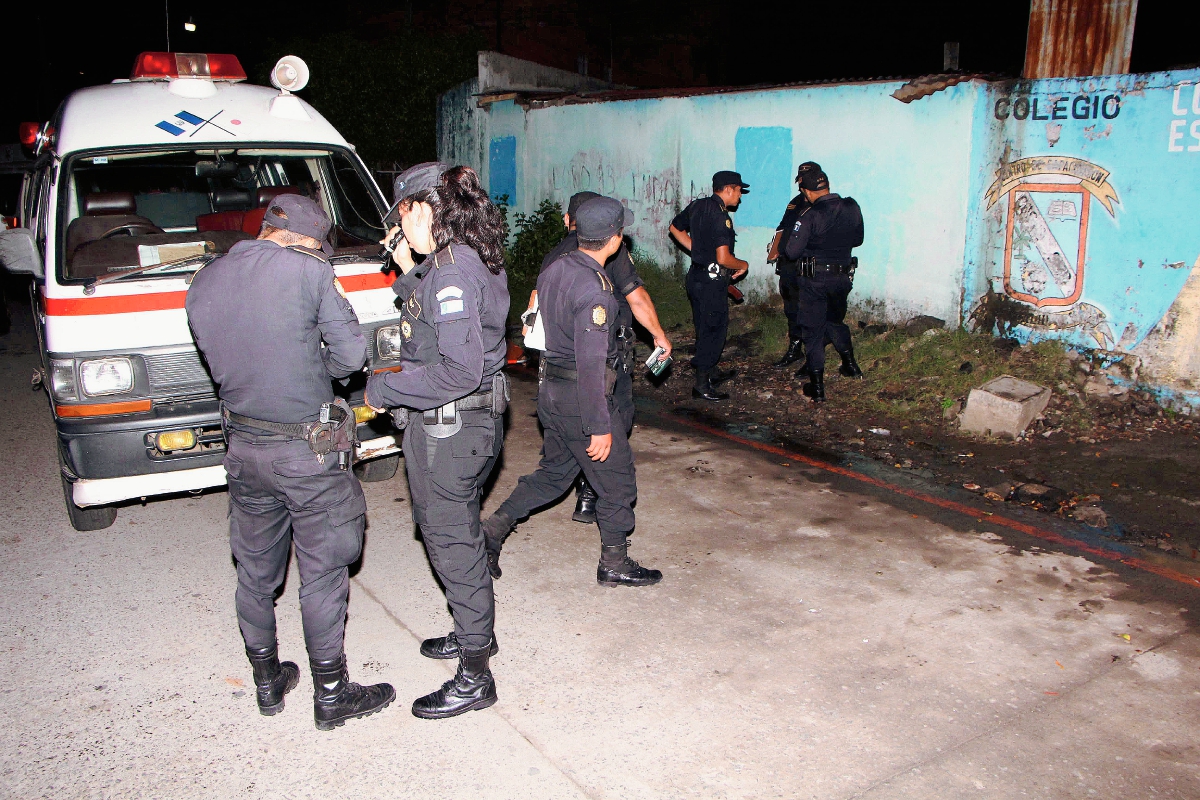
[970,156,1121,348]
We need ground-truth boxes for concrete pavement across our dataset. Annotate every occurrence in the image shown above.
[1,305,1197,799]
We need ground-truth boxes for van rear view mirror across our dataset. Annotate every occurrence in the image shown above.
[195,160,239,178]
[0,228,43,279]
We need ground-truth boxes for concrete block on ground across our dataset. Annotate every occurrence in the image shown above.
[959,375,1051,438]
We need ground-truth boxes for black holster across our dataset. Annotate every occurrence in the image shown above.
[306,398,357,469]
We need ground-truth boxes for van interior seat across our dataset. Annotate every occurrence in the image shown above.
[83,192,139,216]
[241,186,302,235]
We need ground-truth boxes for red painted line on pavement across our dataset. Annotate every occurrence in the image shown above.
[673,416,1200,590]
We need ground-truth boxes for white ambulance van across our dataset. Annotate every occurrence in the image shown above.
[0,52,405,530]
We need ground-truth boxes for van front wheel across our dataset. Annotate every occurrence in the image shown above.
[58,456,117,531]
[353,453,400,482]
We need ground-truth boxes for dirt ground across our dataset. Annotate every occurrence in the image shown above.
[627,311,1200,564]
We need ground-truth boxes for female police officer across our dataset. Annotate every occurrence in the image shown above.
[363,163,510,719]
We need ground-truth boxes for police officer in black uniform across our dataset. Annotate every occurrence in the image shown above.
[766,163,820,368]
[781,164,866,402]
[186,194,395,731]
[482,197,661,588]
[362,163,510,720]
[669,171,749,401]
[522,191,672,527]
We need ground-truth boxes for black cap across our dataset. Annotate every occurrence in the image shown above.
[566,191,601,221]
[713,170,750,192]
[383,162,450,226]
[575,196,632,241]
[263,194,334,255]
[797,161,829,191]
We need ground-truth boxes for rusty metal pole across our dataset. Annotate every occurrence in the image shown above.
[1023,0,1138,78]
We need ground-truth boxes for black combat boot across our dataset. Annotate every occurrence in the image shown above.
[246,644,300,716]
[692,370,729,401]
[311,653,396,731]
[411,644,498,719]
[801,369,827,403]
[710,367,738,386]
[482,511,515,579]
[838,349,863,378]
[572,474,598,524]
[773,339,804,368]
[420,632,500,660]
[597,542,663,587]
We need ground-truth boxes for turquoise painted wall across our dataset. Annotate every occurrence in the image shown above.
[963,71,1200,408]
[438,68,1200,407]
[441,79,979,327]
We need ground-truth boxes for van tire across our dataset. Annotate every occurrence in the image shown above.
[353,454,400,483]
[59,456,117,531]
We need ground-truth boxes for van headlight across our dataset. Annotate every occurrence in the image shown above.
[79,357,134,396]
[376,325,404,360]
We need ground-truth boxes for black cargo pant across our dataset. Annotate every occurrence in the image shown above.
[495,378,636,548]
[403,410,503,651]
[613,370,635,435]
[224,434,366,662]
[685,264,729,373]
[777,262,804,342]
[798,274,855,373]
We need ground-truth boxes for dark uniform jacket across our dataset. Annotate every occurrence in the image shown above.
[365,243,509,411]
[541,230,644,330]
[671,195,735,267]
[537,250,619,436]
[186,238,367,424]
[782,193,865,263]
[774,193,809,270]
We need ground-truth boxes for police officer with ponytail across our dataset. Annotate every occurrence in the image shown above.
[364,163,510,720]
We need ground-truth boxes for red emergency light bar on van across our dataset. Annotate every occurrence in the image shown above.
[131,52,247,82]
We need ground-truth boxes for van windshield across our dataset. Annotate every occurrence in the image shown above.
[61,147,385,281]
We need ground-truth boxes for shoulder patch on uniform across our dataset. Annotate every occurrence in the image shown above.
[592,305,608,325]
[436,284,466,318]
[786,204,796,210]
[725,218,732,228]
[333,277,348,298]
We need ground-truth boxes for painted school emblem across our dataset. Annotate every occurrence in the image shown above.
[972,156,1121,349]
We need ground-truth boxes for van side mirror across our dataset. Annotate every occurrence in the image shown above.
[0,228,44,279]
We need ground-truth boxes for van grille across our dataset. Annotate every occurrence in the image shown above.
[144,350,216,401]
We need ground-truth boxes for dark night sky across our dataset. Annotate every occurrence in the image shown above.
[2,0,1197,147]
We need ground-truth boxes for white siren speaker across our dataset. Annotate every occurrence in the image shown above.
[271,56,310,93]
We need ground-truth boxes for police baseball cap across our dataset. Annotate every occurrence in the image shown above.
[383,161,450,226]
[263,194,334,255]
[797,161,829,191]
[566,191,601,222]
[575,196,632,241]
[713,170,750,192]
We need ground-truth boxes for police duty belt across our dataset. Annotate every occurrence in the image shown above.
[539,359,619,395]
[400,372,510,439]
[799,256,858,279]
[223,399,357,467]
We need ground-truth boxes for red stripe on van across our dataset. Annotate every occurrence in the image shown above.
[338,271,395,292]
[44,292,188,316]
[42,270,394,316]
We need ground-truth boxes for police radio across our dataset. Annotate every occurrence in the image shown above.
[381,227,406,267]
